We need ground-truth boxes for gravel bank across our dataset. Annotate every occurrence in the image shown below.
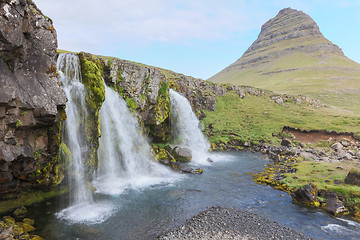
[158,207,311,240]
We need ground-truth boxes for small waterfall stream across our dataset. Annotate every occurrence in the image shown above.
[170,89,210,164]
[93,85,175,195]
[56,54,92,205]
[56,54,114,223]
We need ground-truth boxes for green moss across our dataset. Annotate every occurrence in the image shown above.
[78,52,106,174]
[0,186,68,214]
[153,82,170,125]
[126,97,138,113]
[15,120,22,128]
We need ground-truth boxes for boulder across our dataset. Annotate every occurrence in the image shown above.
[281,139,291,147]
[336,149,352,160]
[172,147,192,162]
[238,88,246,98]
[291,183,320,207]
[324,192,348,216]
[345,168,360,186]
[331,142,343,152]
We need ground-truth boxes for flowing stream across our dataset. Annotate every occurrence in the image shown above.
[24,152,360,240]
[169,89,210,165]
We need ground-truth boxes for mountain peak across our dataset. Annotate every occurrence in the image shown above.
[209,8,360,112]
[233,8,343,69]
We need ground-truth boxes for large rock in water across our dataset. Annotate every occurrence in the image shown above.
[0,1,66,198]
[172,147,192,162]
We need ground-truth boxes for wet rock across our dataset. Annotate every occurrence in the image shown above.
[324,192,349,216]
[172,147,192,162]
[291,183,320,207]
[170,162,202,174]
[345,168,360,186]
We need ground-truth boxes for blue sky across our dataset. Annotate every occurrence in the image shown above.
[35,0,360,79]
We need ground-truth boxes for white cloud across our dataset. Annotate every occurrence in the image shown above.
[34,0,264,51]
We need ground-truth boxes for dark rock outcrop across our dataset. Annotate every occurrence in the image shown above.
[323,192,348,216]
[345,168,360,186]
[0,0,66,199]
[291,183,320,207]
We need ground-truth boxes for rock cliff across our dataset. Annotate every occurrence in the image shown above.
[0,0,66,202]
[88,54,226,143]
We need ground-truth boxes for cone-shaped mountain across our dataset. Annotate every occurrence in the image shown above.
[209,8,360,112]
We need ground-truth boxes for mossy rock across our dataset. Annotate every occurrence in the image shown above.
[345,168,360,186]
[13,206,27,216]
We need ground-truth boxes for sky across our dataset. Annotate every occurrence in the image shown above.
[35,0,360,80]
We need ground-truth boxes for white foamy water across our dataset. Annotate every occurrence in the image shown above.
[93,85,179,195]
[56,202,115,224]
[57,54,114,223]
[169,89,210,165]
[321,223,352,234]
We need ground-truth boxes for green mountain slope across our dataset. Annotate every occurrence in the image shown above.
[209,8,360,112]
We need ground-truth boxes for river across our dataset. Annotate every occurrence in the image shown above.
[25,152,360,240]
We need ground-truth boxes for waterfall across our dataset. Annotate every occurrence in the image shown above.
[56,53,114,224]
[57,53,92,205]
[169,89,210,165]
[93,85,175,195]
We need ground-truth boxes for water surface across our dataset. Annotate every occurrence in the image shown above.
[26,152,360,240]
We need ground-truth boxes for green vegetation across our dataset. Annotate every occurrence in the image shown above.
[78,52,106,173]
[126,97,137,113]
[282,161,360,199]
[202,91,360,145]
[0,186,68,214]
[15,120,22,128]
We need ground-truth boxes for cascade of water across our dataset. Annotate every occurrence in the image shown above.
[57,53,93,205]
[169,89,210,165]
[56,53,114,224]
[93,85,175,195]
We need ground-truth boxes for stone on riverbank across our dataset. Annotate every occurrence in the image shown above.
[323,192,349,216]
[345,168,360,186]
[291,183,320,207]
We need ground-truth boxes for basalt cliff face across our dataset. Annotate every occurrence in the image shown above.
[209,8,360,112]
[0,0,66,201]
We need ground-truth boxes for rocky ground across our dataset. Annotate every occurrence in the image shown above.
[158,207,311,240]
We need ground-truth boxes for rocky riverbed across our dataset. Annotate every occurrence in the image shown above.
[158,206,311,240]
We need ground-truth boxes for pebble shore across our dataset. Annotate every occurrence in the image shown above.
[158,207,311,240]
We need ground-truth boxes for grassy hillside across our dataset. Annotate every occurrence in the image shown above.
[201,90,360,145]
